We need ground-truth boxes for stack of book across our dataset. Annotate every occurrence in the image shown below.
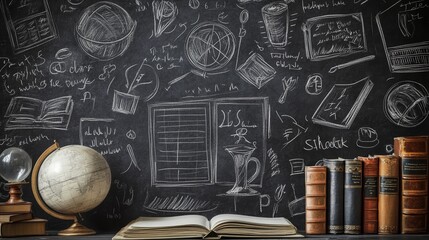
[0,202,47,237]
[305,135,429,235]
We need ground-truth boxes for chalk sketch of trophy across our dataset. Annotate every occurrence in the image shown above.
[224,143,261,195]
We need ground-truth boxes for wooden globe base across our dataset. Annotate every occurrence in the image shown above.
[58,221,96,236]
[5,182,30,204]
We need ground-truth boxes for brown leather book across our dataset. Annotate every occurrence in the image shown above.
[0,218,46,237]
[359,156,379,234]
[394,136,429,234]
[305,166,327,234]
[0,202,31,214]
[376,155,400,234]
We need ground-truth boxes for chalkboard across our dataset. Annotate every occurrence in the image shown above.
[1,0,429,232]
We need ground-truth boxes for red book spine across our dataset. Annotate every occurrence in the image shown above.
[359,156,379,234]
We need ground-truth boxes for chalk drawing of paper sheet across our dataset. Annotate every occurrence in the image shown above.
[302,13,367,61]
[0,0,58,54]
[312,77,374,129]
[376,0,429,73]
[149,102,213,186]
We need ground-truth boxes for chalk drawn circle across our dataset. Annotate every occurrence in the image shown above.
[383,81,429,128]
[76,2,136,61]
[305,73,323,95]
[185,22,236,72]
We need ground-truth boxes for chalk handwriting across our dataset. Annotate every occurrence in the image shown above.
[183,83,239,99]
[0,134,18,146]
[219,110,258,129]
[304,135,349,151]
[18,133,49,146]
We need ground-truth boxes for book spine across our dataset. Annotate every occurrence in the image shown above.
[305,166,327,234]
[359,156,379,234]
[323,159,344,234]
[344,159,362,234]
[395,136,429,234]
[377,155,400,234]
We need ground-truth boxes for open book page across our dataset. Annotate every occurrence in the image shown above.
[129,215,210,230]
[210,214,297,236]
[41,96,73,118]
[210,214,295,228]
[5,97,43,118]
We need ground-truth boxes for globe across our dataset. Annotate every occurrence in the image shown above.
[76,2,136,60]
[32,143,111,235]
[185,22,235,72]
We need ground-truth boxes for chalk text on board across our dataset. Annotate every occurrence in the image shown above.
[303,135,348,151]
[219,109,258,128]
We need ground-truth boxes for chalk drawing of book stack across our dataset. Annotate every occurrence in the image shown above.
[0,0,58,53]
[312,77,373,129]
[376,0,429,73]
[4,96,73,130]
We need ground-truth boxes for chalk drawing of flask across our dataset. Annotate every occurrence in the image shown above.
[224,144,261,195]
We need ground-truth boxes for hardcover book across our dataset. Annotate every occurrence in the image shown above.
[323,158,345,234]
[377,155,400,234]
[394,136,429,233]
[305,166,327,234]
[113,214,301,239]
[344,159,363,234]
[0,213,32,223]
[0,202,32,214]
[359,156,379,234]
[0,218,46,237]
[312,77,373,129]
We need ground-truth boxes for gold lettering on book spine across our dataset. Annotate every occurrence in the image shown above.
[345,225,361,231]
[325,163,344,172]
[345,166,362,173]
[329,225,344,231]
[379,225,398,232]
[378,155,399,173]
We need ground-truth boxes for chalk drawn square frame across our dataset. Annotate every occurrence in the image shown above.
[0,0,58,54]
[213,97,269,188]
[302,13,367,61]
[149,102,213,187]
[148,97,269,188]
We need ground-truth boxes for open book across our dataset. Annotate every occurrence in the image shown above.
[113,214,301,239]
[5,96,73,130]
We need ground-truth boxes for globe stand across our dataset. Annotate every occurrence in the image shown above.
[58,218,96,236]
[31,142,95,236]
[31,141,111,236]
[5,182,30,204]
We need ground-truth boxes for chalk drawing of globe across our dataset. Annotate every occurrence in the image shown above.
[37,145,111,214]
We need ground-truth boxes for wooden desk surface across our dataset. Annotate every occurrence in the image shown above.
[1,233,429,239]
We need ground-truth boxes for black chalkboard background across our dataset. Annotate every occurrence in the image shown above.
[1,0,428,232]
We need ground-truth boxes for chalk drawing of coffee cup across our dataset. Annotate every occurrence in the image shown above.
[224,144,261,196]
[261,2,289,47]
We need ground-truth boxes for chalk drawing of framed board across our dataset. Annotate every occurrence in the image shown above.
[148,97,269,187]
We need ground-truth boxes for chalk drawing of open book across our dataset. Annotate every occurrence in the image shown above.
[4,96,74,130]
